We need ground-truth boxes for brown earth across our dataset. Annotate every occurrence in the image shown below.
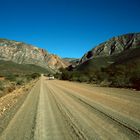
[0,75,140,140]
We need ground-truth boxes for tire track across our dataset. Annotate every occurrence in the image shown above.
[46,80,140,140]
[53,82,140,135]
[34,77,73,140]
[45,83,89,140]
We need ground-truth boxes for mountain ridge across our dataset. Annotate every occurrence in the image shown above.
[79,33,140,64]
[0,38,69,72]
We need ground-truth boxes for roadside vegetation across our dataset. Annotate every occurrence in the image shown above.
[56,65,140,90]
[0,60,49,97]
[0,73,41,98]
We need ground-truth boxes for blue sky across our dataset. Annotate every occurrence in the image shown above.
[0,0,140,58]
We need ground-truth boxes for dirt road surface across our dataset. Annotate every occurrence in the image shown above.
[0,75,140,140]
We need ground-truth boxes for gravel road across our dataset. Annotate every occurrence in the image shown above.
[0,75,140,140]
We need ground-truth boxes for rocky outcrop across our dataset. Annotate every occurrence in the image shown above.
[80,33,140,64]
[0,39,68,71]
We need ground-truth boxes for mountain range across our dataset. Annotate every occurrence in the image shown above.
[0,33,140,89]
[0,39,69,73]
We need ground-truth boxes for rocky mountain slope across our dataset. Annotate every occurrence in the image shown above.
[80,33,140,64]
[0,39,68,71]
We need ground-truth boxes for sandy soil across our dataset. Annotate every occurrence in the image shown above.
[0,76,140,140]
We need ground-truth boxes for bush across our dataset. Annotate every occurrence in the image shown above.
[54,72,61,79]
[25,73,40,80]
[0,81,4,91]
[100,80,111,87]
[130,73,140,90]
[70,76,79,81]
[61,71,72,80]
[131,78,140,90]
[7,86,16,92]
[16,79,25,85]
[30,73,40,79]
[109,75,129,87]
[78,75,89,82]
[5,74,16,81]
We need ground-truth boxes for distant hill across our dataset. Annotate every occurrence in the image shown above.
[0,38,68,72]
[60,33,140,90]
[0,60,49,76]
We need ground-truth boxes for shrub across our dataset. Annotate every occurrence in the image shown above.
[7,86,16,92]
[131,78,140,90]
[25,73,40,80]
[0,81,4,91]
[61,71,72,80]
[78,75,89,82]
[70,76,79,81]
[16,79,25,85]
[100,80,111,87]
[54,72,61,79]
[109,75,129,87]
[30,73,40,79]
[5,74,16,81]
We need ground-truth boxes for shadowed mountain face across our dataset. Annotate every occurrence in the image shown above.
[79,33,140,64]
[0,39,68,71]
[76,33,140,73]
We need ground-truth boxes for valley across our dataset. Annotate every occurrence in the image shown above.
[0,33,140,140]
[0,0,140,139]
